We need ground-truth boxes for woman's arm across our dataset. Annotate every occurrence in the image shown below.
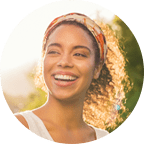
[15,114,29,129]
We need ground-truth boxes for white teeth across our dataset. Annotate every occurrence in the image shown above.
[54,75,77,80]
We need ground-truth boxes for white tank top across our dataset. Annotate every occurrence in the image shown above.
[19,111,109,141]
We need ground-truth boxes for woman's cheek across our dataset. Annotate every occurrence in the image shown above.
[76,61,95,77]
[44,57,55,69]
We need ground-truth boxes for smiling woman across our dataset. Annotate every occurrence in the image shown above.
[15,13,130,143]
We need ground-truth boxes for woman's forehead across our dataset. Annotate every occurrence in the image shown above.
[47,24,94,47]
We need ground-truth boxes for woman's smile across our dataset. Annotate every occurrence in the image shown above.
[44,24,96,100]
[53,75,78,87]
[52,71,79,87]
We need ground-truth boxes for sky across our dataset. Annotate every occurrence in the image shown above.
[0,0,115,97]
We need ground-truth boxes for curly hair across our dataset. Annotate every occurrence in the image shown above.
[34,20,132,130]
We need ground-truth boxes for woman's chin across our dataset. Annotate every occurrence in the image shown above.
[49,91,81,103]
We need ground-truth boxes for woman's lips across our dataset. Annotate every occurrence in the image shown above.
[53,76,78,87]
[52,71,79,87]
[52,71,78,77]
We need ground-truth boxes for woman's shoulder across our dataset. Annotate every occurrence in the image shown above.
[94,127,109,135]
[15,112,29,129]
[94,127,109,139]
[88,124,109,139]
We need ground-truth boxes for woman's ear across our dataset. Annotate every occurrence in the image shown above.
[93,65,102,79]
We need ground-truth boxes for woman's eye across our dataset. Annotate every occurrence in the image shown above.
[74,53,87,57]
[48,51,60,54]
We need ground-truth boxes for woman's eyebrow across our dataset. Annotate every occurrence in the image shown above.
[47,43,91,53]
[47,43,62,48]
[73,45,91,53]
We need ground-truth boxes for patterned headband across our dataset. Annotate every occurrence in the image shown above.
[43,13,107,67]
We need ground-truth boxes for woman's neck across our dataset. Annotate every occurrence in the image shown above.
[38,94,85,130]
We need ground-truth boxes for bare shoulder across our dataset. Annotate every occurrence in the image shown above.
[15,114,29,129]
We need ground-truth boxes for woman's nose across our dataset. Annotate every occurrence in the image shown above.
[57,54,74,68]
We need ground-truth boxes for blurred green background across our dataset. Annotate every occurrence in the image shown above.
[113,16,143,112]
[106,16,143,132]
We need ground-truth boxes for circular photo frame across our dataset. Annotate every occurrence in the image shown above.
[0,0,143,144]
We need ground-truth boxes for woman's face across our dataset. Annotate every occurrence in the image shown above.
[44,24,96,101]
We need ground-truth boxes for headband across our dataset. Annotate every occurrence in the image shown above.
[43,13,107,67]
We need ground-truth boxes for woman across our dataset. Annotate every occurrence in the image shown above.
[15,13,129,143]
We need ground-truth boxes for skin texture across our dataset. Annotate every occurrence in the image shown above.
[15,25,98,143]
